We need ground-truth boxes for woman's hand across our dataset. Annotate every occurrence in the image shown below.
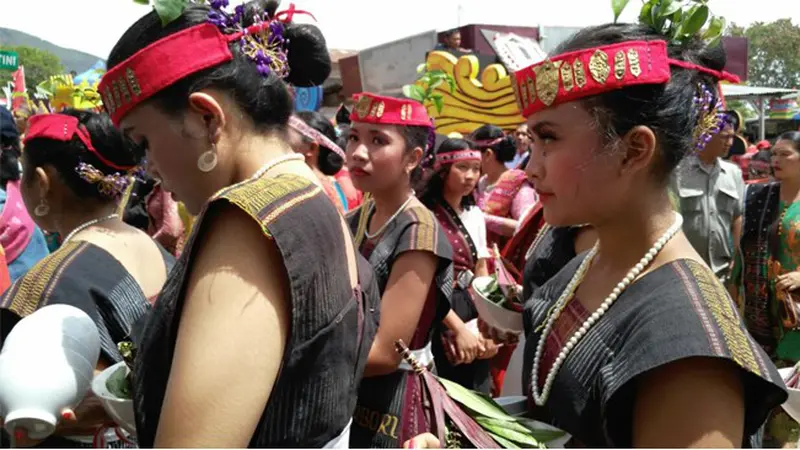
[477,319,520,345]
[403,432,441,449]
[0,408,78,448]
[477,335,500,360]
[451,326,484,365]
[777,271,800,292]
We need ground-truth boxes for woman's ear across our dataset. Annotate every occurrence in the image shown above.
[187,91,226,144]
[34,166,51,200]
[619,125,657,176]
[407,146,424,173]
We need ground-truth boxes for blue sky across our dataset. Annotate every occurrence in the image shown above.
[1,0,798,59]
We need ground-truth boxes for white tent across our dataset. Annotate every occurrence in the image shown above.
[721,85,800,140]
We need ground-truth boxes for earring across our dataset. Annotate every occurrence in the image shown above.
[197,145,218,173]
[34,200,49,217]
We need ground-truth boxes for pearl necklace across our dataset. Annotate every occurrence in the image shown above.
[525,223,552,262]
[249,153,305,183]
[530,212,684,406]
[364,193,415,240]
[62,213,121,244]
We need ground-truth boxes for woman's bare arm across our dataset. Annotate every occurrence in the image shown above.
[364,250,437,377]
[154,204,290,448]
[632,357,745,448]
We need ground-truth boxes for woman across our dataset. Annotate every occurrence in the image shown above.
[472,124,537,249]
[104,1,378,447]
[417,137,498,393]
[345,93,478,447]
[0,105,50,281]
[476,23,787,447]
[0,109,173,447]
[732,131,800,446]
[287,111,349,213]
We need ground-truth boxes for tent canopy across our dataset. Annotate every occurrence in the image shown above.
[721,84,799,100]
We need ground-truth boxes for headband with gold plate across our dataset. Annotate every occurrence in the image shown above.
[434,149,481,169]
[511,40,740,118]
[349,93,432,127]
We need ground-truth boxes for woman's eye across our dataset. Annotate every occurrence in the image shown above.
[372,137,384,145]
[348,135,358,142]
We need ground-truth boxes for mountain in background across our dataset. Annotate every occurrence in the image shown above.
[0,27,103,73]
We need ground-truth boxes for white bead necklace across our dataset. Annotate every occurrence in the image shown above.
[364,193,415,240]
[248,153,305,183]
[62,213,121,244]
[530,212,684,406]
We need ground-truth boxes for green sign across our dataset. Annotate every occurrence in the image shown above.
[0,51,18,71]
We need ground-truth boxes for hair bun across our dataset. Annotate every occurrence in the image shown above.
[284,23,331,87]
[696,42,727,72]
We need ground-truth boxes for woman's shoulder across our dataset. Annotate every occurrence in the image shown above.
[1,241,125,317]
[393,204,452,260]
[608,258,785,397]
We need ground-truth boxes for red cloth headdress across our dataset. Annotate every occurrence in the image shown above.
[512,40,740,118]
[348,93,432,127]
[23,114,134,171]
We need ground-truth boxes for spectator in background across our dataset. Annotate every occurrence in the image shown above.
[435,29,472,53]
[508,124,531,169]
[747,149,773,184]
[672,111,744,284]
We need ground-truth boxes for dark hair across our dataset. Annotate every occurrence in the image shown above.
[1,139,21,188]
[723,110,740,132]
[398,125,433,184]
[472,124,516,163]
[416,138,477,209]
[778,131,800,151]
[554,23,728,183]
[295,111,343,176]
[23,109,142,203]
[107,0,331,133]
[335,125,349,151]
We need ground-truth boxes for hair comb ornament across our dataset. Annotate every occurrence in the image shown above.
[102,1,315,126]
[691,85,726,152]
[76,163,134,198]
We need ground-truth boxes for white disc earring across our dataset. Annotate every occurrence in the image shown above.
[197,149,218,173]
[34,201,49,217]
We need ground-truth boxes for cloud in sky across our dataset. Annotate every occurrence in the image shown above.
[1,0,797,60]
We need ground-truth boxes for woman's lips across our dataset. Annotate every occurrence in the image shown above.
[350,167,369,177]
[536,190,554,202]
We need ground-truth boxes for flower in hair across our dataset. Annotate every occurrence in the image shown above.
[76,162,133,198]
[207,0,290,79]
[691,85,725,152]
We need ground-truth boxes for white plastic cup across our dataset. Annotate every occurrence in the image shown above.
[0,304,101,440]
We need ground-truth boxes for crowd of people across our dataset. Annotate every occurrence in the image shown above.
[0,0,799,448]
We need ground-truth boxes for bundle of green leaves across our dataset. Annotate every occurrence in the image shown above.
[612,0,725,46]
[402,64,456,115]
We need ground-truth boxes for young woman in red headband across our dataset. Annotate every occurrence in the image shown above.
[100,1,378,447]
[0,109,173,447]
[345,93,482,447]
[473,23,787,448]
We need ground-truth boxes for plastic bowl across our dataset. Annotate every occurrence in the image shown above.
[91,362,136,436]
[778,367,800,423]
[471,276,524,334]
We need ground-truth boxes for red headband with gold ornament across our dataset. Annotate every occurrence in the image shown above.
[511,40,740,118]
[349,93,432,127]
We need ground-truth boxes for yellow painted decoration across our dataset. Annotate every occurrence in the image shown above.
[40,74,103,112]
[417,51,525,135]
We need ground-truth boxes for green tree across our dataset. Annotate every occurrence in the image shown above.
[0,45,64,91]
[729,19,800,88]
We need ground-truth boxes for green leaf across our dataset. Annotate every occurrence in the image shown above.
[437,377,513,421]
[639,1,653,26]
[416,63,427,74]
[611,0,631,23]
[410,84,426,102]
[132,0,150,4]
[154,0,188,26]
[402,85,414,100]
[702,16,725,40]
[487,432,520,449]
[105,366,132,399]
[478,419,542,448]
[432,94,444,114]
[475,417,532,435]
[658,0,681,18]
[683,5,709,36]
